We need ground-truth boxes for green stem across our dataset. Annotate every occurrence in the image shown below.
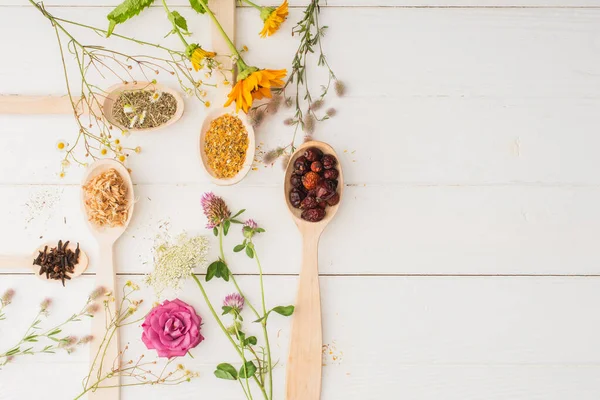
[219,227,261,319]
[254,249,273,399]
[233,322,254,400]
[191,275,268,400]
[161,0,190,48]
[195,0,248,70]
[241,0,264,11]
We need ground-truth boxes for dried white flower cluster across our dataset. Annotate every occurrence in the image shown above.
[145,233,210,297]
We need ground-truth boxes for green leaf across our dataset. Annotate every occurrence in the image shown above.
[106,0,155,37]
[238,361,257,379]
[272,305,295,317]
[168,11,188,32]
[206,263,217,282]
[256,228,265,233]
[189,0,207,14]
[245,336,258,346]
[233,244,246,253]
[215,363,238,380]
[230,219,243,224]
[245,245,254,259]
[223,220,231,236]
[213,227,219,236]
[222,306,232,315]
[253,315,267,324]
[232,209,246,219]
[48,329,62,336]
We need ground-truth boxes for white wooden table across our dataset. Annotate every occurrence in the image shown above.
[1,0,600,398]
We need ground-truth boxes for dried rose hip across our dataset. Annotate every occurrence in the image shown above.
[322,154,337,169]
[294,156,310,175]
[310,161,323,173]
[301,208,326,222]
[302,171,320,190]
[289,188,306,208]
[315,179,336,201]
[290,174,303,188]
[304,147,323,162]
[323,168,338,180]
[300,195,318,210]
[326,192,340,206]
[317,199,328,209]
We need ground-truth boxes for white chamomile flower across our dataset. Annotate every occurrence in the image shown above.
[123,104,135,114]
[129,115,139,129]
[150,91,162,103]
[139,110,147,125]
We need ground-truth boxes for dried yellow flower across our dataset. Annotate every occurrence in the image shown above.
[204,114,248,179]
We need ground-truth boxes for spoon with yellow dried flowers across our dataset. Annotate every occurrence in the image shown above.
[283,140,343,400]
[80,159,135,400]
[199,107,256,185]
[0,241,89,285]
[0,81,184,133]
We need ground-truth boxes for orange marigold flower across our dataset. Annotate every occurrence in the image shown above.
[259,0,288,38]
[224,68,286,113]
[186,44,216,72]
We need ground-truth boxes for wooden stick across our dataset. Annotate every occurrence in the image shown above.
[0,95,81,114]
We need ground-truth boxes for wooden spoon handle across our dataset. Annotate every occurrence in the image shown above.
[0,95,81,114]
[0,255,31,269]
[286,235,322,400]
[88,244,120,399]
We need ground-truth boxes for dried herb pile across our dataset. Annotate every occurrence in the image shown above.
[33,240,81,286]
[204,114,249,179]
[112,90,177,130]
[83,168,129,227]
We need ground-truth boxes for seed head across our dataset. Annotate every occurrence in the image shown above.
[249,109,265,128]
[334,80,346,97]
[86,303,100,315]
[266,95,282,114]
[1,288,15,305]
[310,100,324,111]
[40,298,52,312]
[326,108,337,117]
[263,147,283,164]
[79,335,94,344]
[283,118,295,126]
[303,114,315,134]
[89,286,108,300]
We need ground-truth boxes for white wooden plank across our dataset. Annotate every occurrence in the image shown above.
[1,275,600,399]
[2,8,600,185]
[1,184,600,275]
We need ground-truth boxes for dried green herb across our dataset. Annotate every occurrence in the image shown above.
[112,90,177,130]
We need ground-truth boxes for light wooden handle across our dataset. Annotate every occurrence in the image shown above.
[0,255,31,269]
[0,95,80,114]
[88,244,120,399]
[209,0,235,81]
[286,235,323,400]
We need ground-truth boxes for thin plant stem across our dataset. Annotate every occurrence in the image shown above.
[191,274,269,400]
[241,0,264,11]
[254,249,273,399]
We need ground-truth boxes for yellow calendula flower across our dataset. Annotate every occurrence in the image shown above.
[186,44,216,72]
[224,68,286,113]
[259,0,288,38]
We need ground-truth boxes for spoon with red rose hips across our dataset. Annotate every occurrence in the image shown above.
[0,241,89,285]
[284,140,343,400]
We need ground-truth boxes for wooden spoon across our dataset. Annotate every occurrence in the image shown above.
[0,242,89,281]
[198,106,256,185]
[0,81,184,133]
[283,140,344,400]
[81,159,135,400]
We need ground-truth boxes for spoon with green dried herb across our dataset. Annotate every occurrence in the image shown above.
[0,241,89,285]
[0,81,184,133]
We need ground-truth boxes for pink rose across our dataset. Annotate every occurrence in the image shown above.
[141,299,204,358]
